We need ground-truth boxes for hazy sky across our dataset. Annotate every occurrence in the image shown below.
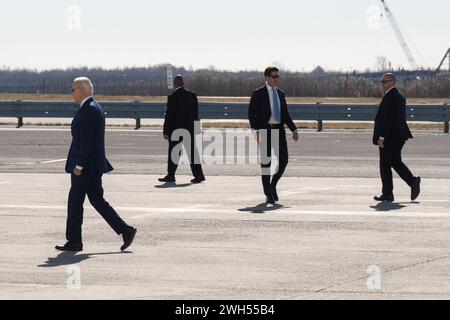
[0,0,448,71]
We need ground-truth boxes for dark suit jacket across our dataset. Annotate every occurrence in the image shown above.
[372,87,413,145]
[65,97,113,174]
[248,85,297,132]
[163,87,199,136]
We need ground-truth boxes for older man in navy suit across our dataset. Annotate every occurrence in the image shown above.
[56,77,136,252]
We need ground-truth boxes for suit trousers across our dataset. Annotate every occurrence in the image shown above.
[66,168,128,243]
[259,127,289,197]
[167,130,204,178]
[379,139,414,196]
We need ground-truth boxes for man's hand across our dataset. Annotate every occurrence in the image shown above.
[293,130,299,142]
[164,134,170,140]
[254,131,260,144]
[73,167,82,176]
[378,138,385,149]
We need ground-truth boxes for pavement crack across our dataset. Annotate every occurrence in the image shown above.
[312,254,450,295]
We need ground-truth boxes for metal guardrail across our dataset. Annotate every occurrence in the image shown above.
[0,100,448,132]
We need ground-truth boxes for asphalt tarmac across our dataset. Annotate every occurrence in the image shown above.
[0,127,449,299]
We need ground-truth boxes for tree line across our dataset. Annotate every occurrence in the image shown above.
[0,65,448,98]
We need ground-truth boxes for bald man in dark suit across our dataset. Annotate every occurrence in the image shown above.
[159,75,205,184]
[373,73,421,202]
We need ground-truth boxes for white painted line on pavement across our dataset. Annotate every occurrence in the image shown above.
[130,208,450,218]
[41,159,66,164]
[0,204,448,218]
[0,205,65,210]
[0,128,71,132]
[2,162,37,165]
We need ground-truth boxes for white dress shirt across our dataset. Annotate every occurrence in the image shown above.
[253,84,298,133]
[266,82,281,125]
[80,96,93,108]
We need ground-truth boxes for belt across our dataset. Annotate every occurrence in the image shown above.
[269,124,282,129]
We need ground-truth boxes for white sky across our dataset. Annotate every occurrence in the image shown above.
[0,0,448,71]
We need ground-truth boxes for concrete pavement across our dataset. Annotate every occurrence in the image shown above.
[0,173,449,299]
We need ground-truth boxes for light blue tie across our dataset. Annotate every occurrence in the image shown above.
[272,88,281,123]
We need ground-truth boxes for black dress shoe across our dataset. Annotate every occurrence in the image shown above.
[158,175,175,183]
[271,187,279,202]
[373,195,395,202]
[191,175,206,184]
[411,176,421,201]
[55,242,83,252]
[121,226,137,251]
[265,195,276,205]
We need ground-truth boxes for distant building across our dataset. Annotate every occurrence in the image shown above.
[311,66,325,76]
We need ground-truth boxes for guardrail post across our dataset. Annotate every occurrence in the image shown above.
[16,100,23,128]
[317,120,323,132]
[316,102,323,132]
[134,100,141,130]
[444,103,449,134]
[135,118,141,130]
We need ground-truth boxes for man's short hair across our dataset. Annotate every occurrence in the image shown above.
[174,75,184,82]
[264,67,279,77]
[383,73,396,83]
[73,77,94,95]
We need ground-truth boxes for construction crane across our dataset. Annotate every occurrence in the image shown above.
[436,48,450,73]
[380,0,418,70]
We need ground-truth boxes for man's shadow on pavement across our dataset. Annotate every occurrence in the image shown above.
[154,182,192,189]
[38,251,132,268]
[238,202,288,214]
[370,201,419,212]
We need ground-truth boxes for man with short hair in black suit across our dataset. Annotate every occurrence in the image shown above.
[159,75,205,184]
[249,67,299,204]
[373,73,421,202]
[56,77,137,252]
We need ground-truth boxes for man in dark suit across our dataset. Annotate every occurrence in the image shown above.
[373,73,421,202]
[249,67,299,204]
[159,75,205,184]
[56,77,137,252]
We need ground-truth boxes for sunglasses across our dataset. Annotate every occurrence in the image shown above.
[381,80,393,84]
[270,75,280,79]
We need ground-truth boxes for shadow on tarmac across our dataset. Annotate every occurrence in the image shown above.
[154,182,192,189]
[38,251,132,268]
[238,202,288,214]
[370,202,406,211]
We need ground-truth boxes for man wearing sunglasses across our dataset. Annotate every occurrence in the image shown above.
[373,73,421,202]
[56,77,137,252]
[249,67,299,204]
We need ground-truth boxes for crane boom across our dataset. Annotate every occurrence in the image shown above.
[380,0,418,70]
[436,48,450,73]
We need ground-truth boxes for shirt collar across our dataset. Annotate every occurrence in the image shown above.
[384,86,396,96]
[266,82,277,91]
[174,86,183,91]
[80,96,93,108]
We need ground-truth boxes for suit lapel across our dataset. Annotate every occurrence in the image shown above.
[276,89,284,116]
[262,86,272,117]
[81,97,94,109]
[72,97,93,128]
